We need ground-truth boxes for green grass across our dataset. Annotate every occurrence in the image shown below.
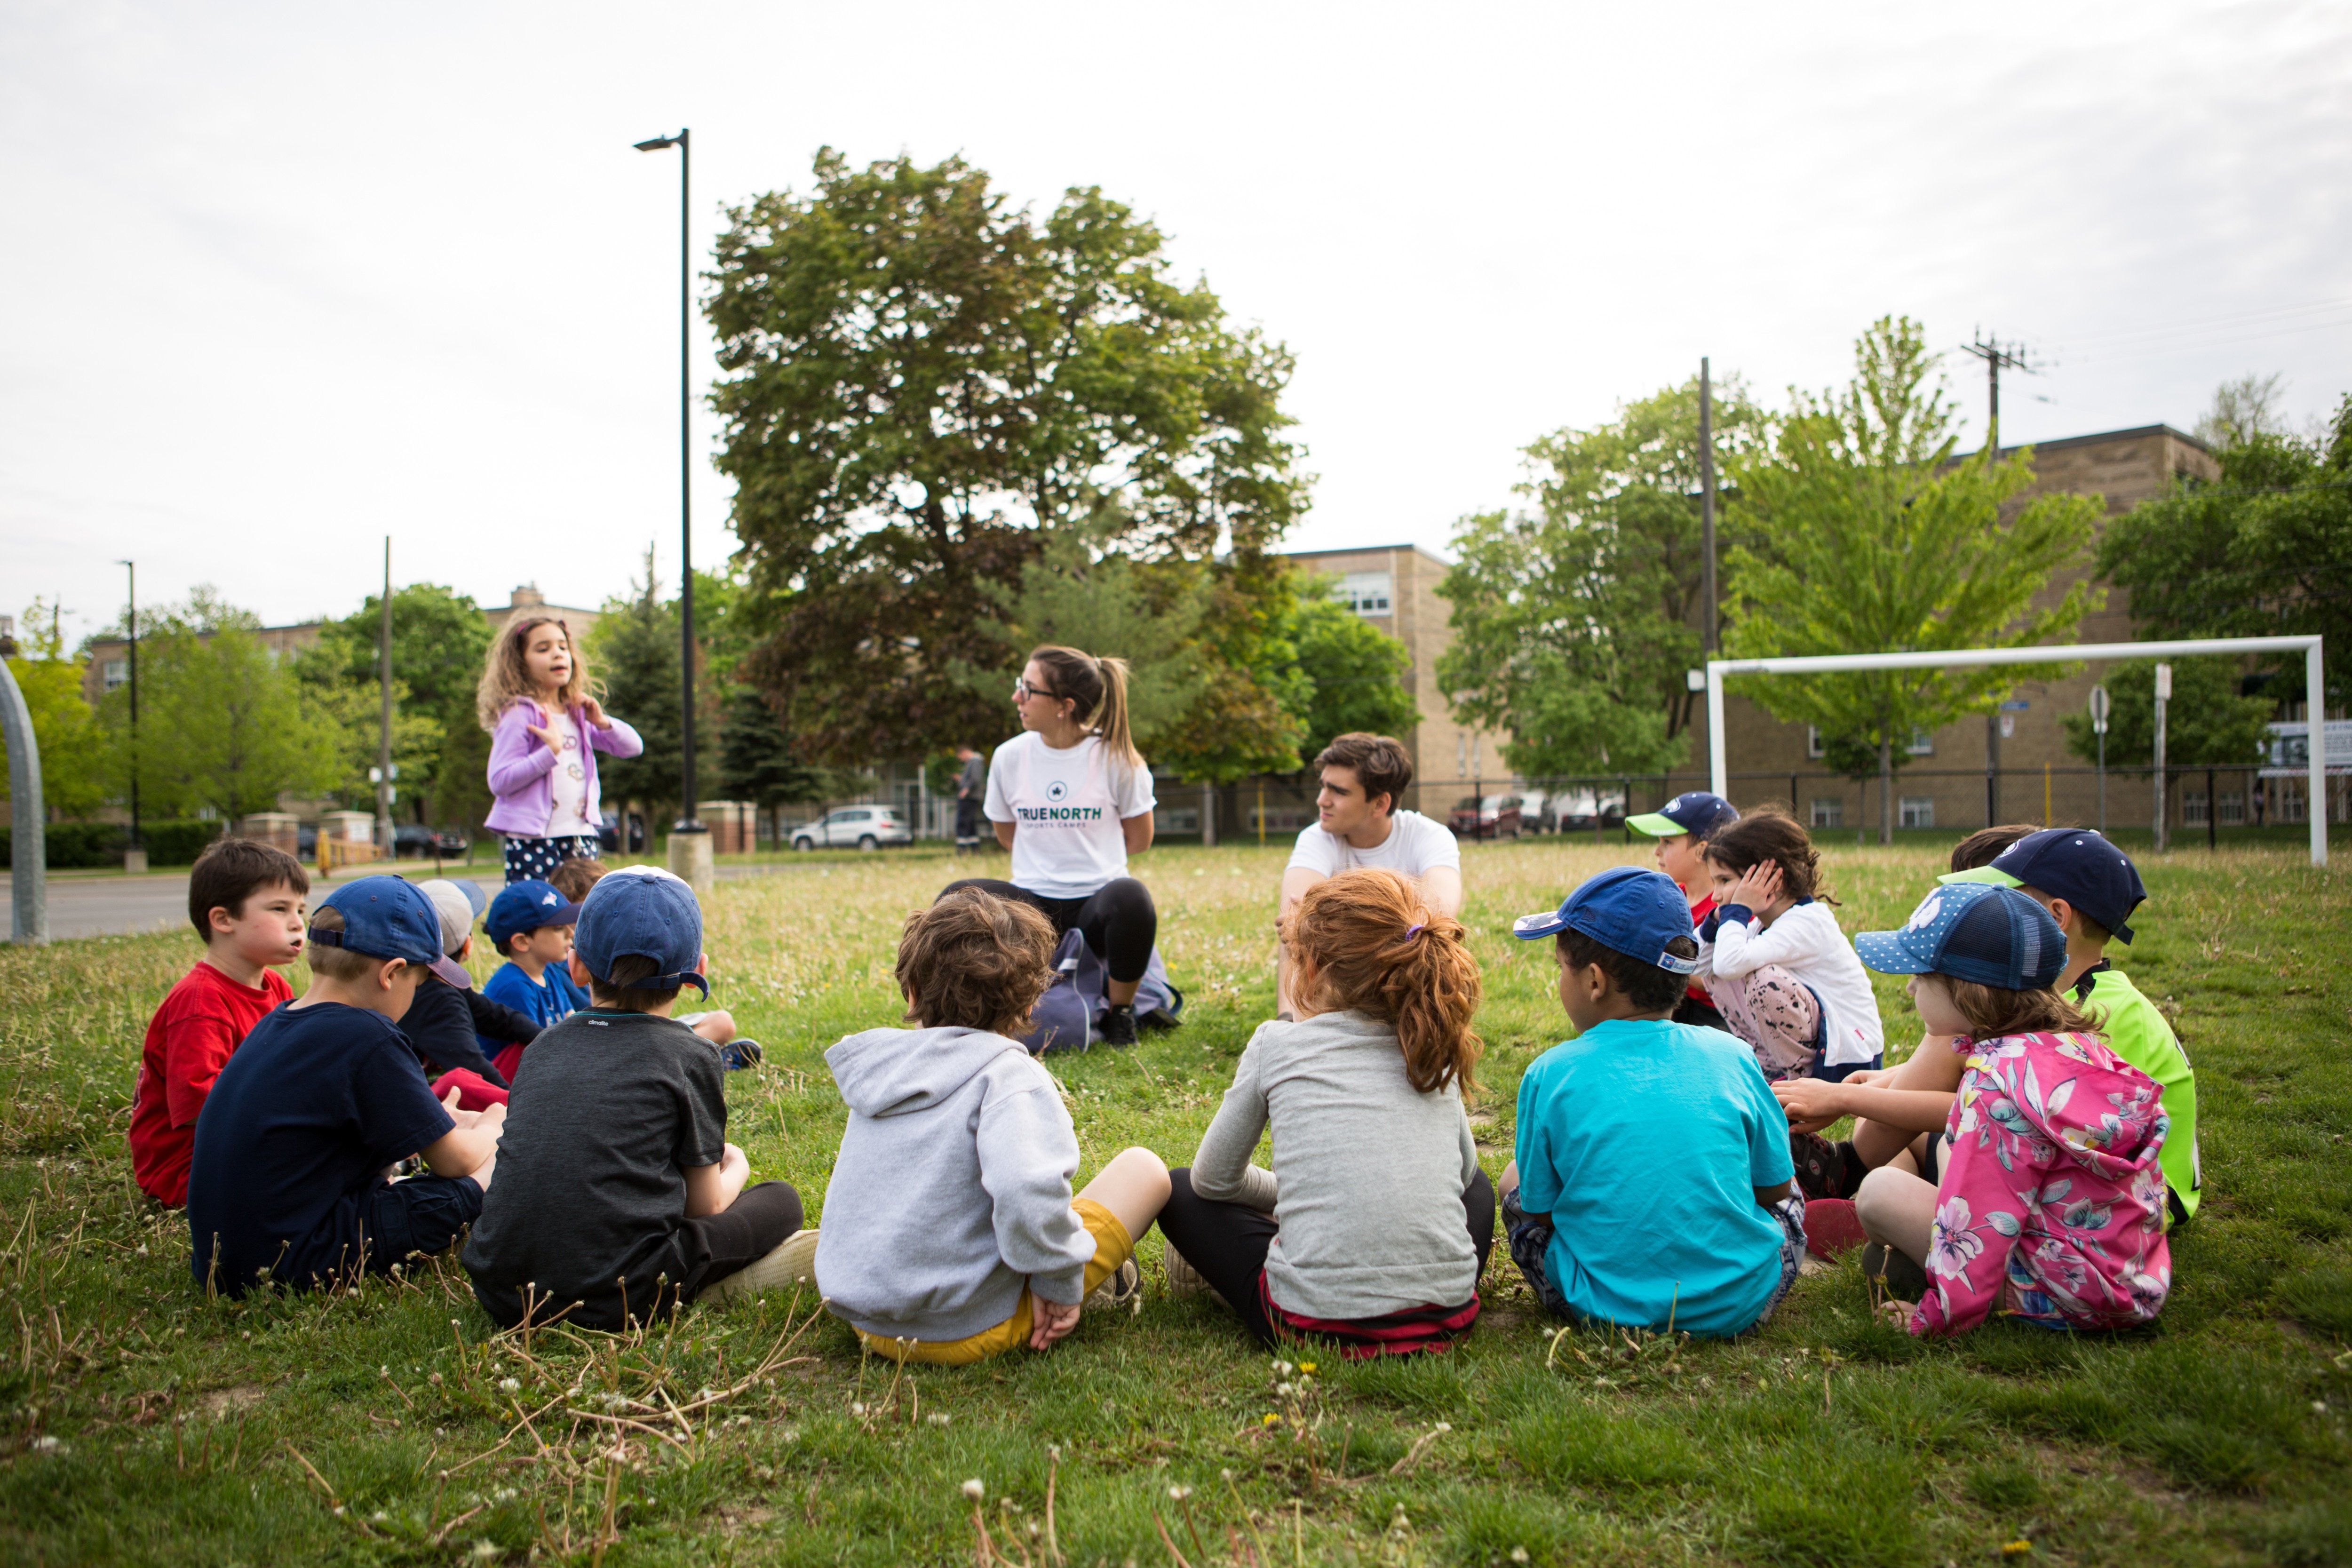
[2,841,2348,1564]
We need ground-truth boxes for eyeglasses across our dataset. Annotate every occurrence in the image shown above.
[1014,679,1058,701]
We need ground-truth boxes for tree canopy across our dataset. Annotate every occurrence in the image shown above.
[298,583,491,826]
[1724,318,2103,840]
[2061,656,2273,771]
[707,149,1309,769]
[1,600,107,818]
[1436,374,1772,777]
[587,554,687,827]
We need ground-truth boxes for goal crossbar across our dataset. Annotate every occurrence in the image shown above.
[1703,635,2329,866]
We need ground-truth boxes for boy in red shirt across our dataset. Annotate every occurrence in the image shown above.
[1623,791,1739,1031]
[128,838,310,1206]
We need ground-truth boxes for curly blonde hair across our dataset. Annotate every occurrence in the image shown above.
[476,613,596,731]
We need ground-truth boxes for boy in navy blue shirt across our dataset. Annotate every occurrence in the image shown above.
[1502,867,1803,1336]
[187,876,505,1296]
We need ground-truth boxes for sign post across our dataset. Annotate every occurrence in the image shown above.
[2088,684,2110,832]
[2153,664,2172,852]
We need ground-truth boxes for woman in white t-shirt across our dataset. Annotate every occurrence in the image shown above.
[942,645,1160,1045]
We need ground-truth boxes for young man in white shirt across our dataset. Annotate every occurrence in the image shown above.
[1277,734,1462,1017]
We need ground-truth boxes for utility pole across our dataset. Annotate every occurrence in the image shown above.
[1700,357,1718,655]
[376,538,395,855]
[1963,330,2037,822]
[2152,663,2171,852]
[118,560,143,872]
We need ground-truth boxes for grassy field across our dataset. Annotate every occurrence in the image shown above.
[1,840,2348,1566]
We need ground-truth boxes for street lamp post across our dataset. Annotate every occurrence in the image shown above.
[118,560,144,874]
[635,126,712,894]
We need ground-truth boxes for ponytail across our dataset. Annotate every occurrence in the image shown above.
[1027,645,1143,770]
[1284,868,1483,1098]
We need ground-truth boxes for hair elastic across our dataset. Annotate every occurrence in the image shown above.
[1403,923,1426,940]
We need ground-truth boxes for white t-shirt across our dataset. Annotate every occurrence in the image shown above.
[545,710,595,836]
[1286,810,1462,881]
[985,732,1157,898]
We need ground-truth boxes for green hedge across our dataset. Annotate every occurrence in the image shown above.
[0,820,224,870]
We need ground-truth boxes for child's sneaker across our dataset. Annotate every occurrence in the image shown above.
[1789,1131,1849,1202]
[718,1038,763,1072]
[699,1227,819,1307]
[1097,1004,1138,1048]
[1084,1258,1141,1312]
[1163,1244,1208,1299]
[1803,1198,1867,1259]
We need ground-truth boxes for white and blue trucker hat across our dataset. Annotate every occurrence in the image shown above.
[1855,881,2067,991]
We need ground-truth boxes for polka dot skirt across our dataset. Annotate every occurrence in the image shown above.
[503,834,601,884]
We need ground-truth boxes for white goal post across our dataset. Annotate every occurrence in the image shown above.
[1703,635,2329,866]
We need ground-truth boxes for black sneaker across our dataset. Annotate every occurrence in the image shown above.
[1789,1131,1844,1202]
[1098,1004,1138,1048]
[1860,1241,1929,1303]
[719,1037,764,1071]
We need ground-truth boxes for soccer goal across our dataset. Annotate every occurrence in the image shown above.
[1701,635,2330,866]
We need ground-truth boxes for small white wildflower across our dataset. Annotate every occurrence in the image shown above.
[780,1427,800,1443]
[1432,1422,1452,1434]
[135,1244,149,1257]
[849,1401,869,1417]
[962,1479,985,1501]
[926,1412,951,1426]
[31,1435,61,1453]
[1168,1484,1192,1501]
[1510,1551,1531,1564]
[498,1377,520,1394]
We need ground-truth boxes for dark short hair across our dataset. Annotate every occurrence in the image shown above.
[585,952,682,1014]
[1702,810,1833,905]
[1315,733,1414,814]
[1558,928,1699,1015]
[1949,824,2042,874]
[188,837,309,939]
[547,857,609,903]
[901,888,1058,1036]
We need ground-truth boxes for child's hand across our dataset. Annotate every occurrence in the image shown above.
[1028,1294,1081,1350]
[1726,860,1784,913]
[1876,1296,1916,1325]
[1772,1076,1846,1133]
[524,703,558,751]
[580,697,612,730]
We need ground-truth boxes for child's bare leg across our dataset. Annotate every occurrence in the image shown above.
[1853,1166,1937,1264]
[691,1009,738,1046]
[1078,1146,1172,1243]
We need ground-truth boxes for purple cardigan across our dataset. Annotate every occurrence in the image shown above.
[483,699,644,837]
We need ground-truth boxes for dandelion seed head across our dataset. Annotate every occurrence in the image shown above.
[962,1479,985,1501]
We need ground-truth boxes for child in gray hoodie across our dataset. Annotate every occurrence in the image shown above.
[814,888,1170,1365]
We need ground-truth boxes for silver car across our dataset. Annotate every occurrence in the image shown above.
[790,806,913,852]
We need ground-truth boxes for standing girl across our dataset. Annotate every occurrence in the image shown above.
[478,614,643,884]
[940,645,1160,1046]
[1157,868,1493,1357]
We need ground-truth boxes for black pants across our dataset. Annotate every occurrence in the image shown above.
[678,1181,805,1301]
[939,877,1158,985]
[472,1180,804,1331]
[954,797,983,844]
[1158,1168,1495,1345]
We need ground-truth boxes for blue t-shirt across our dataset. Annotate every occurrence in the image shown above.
[1513,1017,1794,1337]
[187,1002,455,1294]
[479,961,576,1059]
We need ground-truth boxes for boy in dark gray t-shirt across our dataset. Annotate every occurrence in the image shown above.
[461,868,815,1329]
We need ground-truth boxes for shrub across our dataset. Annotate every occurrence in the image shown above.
[0,820,222,869]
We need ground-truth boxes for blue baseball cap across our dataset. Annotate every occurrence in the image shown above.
[486,879,585,949]
[1939,827,2145,943]
[1511,865,1701,974]
[1625,791,1739,840]
[1855,882,2067,991]
[573,866,708,996]
[313,875,473,988]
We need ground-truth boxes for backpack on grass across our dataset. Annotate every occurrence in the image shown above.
[1020,929,1185,1055]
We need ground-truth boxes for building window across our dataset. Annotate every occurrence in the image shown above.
[2280,782,2308,823]
[2182,789,2209,827]
[1899,796,1935,828]
[1810,798,1843,828]
[1806,726,1825,759]
[103,659,127,691]
[1907,728,1935,756]
[2219,791,2245,826]
[1332,571,1392,617]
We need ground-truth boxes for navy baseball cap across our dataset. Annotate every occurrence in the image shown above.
[1939,827,2145,943]
[1626,791,1739,840]
[1855,882,2067,991]
[573,866,708,996]
[1512,865,1701,974]
[485,879,584,949]
[312,876,472,988]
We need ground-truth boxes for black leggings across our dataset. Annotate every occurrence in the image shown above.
[679,1181,806,1301]
[939,877,1158,985]
[1157,1168,1495,1345]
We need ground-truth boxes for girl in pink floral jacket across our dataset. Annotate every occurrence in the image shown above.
[1850,882,2171,1336]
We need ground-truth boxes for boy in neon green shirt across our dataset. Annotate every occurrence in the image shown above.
[1945,828,2198,1221]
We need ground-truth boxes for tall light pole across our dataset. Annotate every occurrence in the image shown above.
[377,538,394,853]
[118,559,142,872]
[635,127,711,890]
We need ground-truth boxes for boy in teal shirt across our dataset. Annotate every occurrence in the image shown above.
[1503,866,1803,1336]
[1944,828,2199,1221]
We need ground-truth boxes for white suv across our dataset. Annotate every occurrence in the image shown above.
[790,806,913,852]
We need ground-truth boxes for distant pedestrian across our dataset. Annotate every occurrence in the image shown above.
[477,613,642,883]
[954,744,985,854]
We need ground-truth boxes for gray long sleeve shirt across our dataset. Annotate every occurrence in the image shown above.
[1191,1011,1482,1320]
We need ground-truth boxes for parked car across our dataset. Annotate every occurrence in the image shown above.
[791,805,913,852]
[1513,791,1548,832]
[1449,793,1524,840]
[1542,788,1629,833]
[297,822,318,860]
[597,811,646,855]
[392,824,469,860]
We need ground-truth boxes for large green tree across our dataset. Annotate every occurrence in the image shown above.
[96,590,342,822]
[2060,656,2273,771]
[707,149,1309,768]
[1284,590,1420,766]
[1,599,107,818]
[1437,375,1773,777]
[298,583,491,825]
[1724,318,2104,841]
[2095,391,2351,709]
[587,555,687,828]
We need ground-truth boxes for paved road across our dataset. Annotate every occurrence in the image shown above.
[2,860,838,940]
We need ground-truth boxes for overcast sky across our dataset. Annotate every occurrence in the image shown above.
[5,0,2348,647]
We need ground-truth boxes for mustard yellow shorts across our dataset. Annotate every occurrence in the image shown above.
[857,1198,1134,1366]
